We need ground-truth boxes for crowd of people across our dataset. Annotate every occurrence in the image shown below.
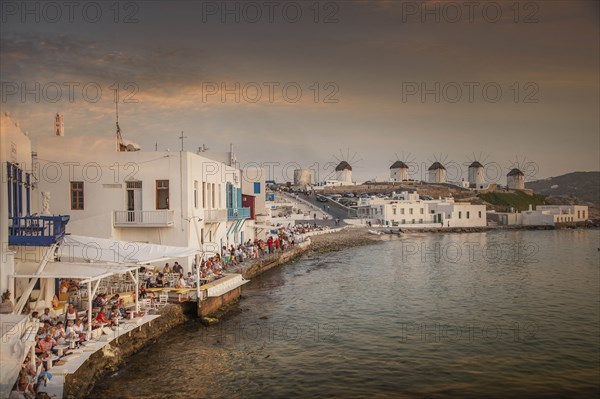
[10,295,137,399]
[9,223,332,398]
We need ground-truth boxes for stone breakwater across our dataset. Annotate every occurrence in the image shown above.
[308,228,379,253]
[64,303,195,399]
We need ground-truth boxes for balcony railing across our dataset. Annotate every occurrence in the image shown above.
[203,209,227,223]
[228,207,251,220]
[114,210,174,227]
[9,215,70,246]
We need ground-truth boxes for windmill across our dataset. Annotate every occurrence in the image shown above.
[389,151,415,182]
[426,153,448,183]
[331,148,362,184]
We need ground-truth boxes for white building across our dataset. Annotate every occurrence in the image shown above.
[428,162,446,183]
[507,168,525,189]
[522,205,589,225]
[357,191,486,228]
[390,160,409,181]
[242,165,269,224]
[36,132,254,268]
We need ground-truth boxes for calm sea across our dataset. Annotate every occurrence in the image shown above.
[92,230,600,399]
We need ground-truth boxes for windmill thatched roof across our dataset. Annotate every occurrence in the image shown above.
[335,161,352,171]
[428,162,446,171]
[507,168,524,176]
[469,161,483,168]
[390,160,409,169]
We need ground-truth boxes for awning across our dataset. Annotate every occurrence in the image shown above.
[13,262,139,284]
[58,235,199,264]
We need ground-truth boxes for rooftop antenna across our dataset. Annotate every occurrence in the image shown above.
[114,87,125,151]
[179,131,187,152]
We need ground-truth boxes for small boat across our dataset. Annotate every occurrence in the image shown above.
[368,229,383,235]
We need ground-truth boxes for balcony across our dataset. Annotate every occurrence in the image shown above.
[228,207,251,220]
[9,215,70,246]
[114,210,174,227]
[203,209,227,223]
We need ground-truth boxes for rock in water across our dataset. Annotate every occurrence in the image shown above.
[201,317,219,325]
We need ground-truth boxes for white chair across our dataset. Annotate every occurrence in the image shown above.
[141,298,153,310]
[156,293,169,308]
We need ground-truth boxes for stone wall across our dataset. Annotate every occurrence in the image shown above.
[236,240,311,279]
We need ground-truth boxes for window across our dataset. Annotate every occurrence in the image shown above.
[409,208,413,215]
[393,208,397,215]
[420,208,424,214]
[156,180,169,209]
[202,182,206,208]
[458,211,462,219]
[194,180,198,208]
[467,211,470,219]
[70,182,84,210]
[419,218,423,223]
[254,182,261,194]
[401,208,405,215]
[478,211,482,218]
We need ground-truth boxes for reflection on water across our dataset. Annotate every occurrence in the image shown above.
[92,230,600,398]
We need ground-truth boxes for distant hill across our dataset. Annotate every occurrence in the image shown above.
[526,172,600,205]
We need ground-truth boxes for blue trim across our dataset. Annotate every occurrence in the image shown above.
[8,215,70,246]
[7,162,12,218]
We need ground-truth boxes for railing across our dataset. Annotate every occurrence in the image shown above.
[228,207,251,220]
[203,209,227,223]
[113,210,174,227]
[9,215,70,246]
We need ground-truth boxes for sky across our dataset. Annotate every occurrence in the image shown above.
[1,0,598,183]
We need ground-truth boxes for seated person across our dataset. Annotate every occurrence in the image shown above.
[155,273,165,287]
[94,307,109,328]
[53,323,67,345]
[39,308,52,323]
[186,272,195,287]
[117,298,128,318]
[163,263,172,274]
[175,275,187,288]
[108,305,121,326]
[35,334,55,357]
[66,319,85,342]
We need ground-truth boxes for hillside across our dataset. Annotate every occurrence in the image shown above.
[526,171,600,205]
[477,191,547,212]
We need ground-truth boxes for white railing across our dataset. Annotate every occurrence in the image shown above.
[114,210,174,227]
[204,209,227,222]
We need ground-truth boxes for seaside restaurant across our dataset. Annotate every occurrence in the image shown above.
[3,233,199,397]
[13,234,200,324]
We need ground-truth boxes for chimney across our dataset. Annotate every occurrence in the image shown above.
[54,113,64,136]
[528,204,532,211]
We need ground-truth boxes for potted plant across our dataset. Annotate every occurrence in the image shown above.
[0,290,14,313]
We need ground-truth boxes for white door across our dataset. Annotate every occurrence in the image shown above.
[126,182,143,222]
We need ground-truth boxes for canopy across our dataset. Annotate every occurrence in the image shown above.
[59,235,199,264]
[13,262,139,284]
